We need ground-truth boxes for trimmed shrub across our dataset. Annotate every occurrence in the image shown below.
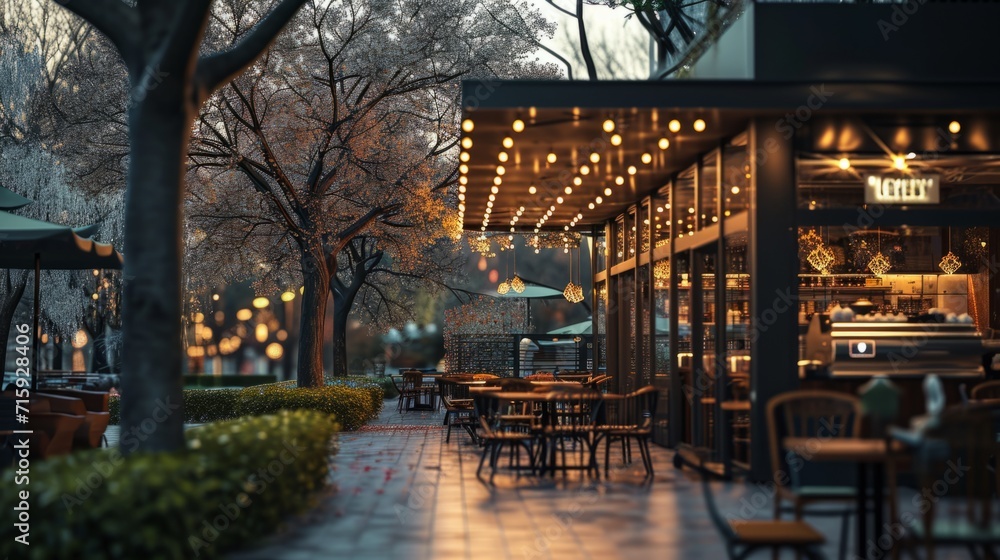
[109,379,383,428]
[0,410,338,560]
[110,388,242,425]
[182,374,277,388]
[235,383,378,431]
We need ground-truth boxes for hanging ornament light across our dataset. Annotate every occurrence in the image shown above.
[510,275,525,293]
[497,280,511,295]
[868,252,891,276]
[938,252,961,275]
[807,244,835,273]
[938,226,962,275]
[867,228,891,276]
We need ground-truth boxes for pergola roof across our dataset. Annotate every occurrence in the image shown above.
[459,80,1000,233]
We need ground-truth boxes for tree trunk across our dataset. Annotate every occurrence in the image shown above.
[118,89,192,454]
[332,302,349,377]
[0,272,27,377]
[296,254,330,387]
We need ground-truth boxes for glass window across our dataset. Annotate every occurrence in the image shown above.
[674,167,696,240]
[722,139,750,217]
[700,151,719,228]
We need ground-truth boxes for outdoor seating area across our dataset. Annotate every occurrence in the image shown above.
[1,386,111,459]
[382,372,1000,559]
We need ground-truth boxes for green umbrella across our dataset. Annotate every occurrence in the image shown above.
[0,210,123,389]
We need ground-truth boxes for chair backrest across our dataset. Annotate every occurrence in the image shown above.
[473,395,500,437]
[540,388,604,431]
[970,380,1000,401]
[402,371,423,390]
[626,386,659,433]
[912,401,1000,534]
[767,390,862,487]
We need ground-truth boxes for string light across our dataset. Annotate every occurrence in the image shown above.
[658,138,670,150]
[668,119,680,133]
[512,119,525,132]
[610,134,622,146]
[502,136,514,149]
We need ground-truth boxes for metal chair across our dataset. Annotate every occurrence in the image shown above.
[892,401,1000,560]
[473,394,536,484]
[767,390,863,560]
[701,472,827,560]
[594,386,659,479]
[970,379,1000,402]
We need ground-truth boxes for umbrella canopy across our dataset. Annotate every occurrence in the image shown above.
[0,209,122,390]
[0,211,123,269]
[477,279,565,300]
[0,185,31,211]
[547,317,674,335]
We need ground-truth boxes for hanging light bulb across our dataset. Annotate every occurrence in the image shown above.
[693,119,706,132]
[461,119,474,132]
[498,151,509,162]
[528,185,537,194]
[502,136,514,149]
[589,152,600,163]
[497,280,511,295]
[512,119,525,132]
[579,164,590,175]
[547,151,557,164]
[641,153,652,165]
[610,134,622,146]
[658,137,670,150]
[461,137,473,149]
[615,176,625,186]
[604,187,612,197]
[668,119,681,133]
[602,119,615,133]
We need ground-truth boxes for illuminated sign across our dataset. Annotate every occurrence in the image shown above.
[864,174,940,204]
[848,339,876,358]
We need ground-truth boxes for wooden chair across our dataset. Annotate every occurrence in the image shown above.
[473,394,536,484]
[767,390,863,560]
[536,386,604,478]
[595,386,659,479]
[701,472,827,559]
[892,401,1000,560]
[43,389,111,449]
[29,411,85,459]
[39,389,110,448]
[970,380,1000,402]
[438,376,476,443]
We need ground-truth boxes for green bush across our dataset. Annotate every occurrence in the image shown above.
[110,389,242,425]
[235,382,378,431]
[0,410,338,560]
[182,374,277,388]
[109,378,384,429]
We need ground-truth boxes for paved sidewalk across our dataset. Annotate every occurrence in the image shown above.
[226,405,850,560]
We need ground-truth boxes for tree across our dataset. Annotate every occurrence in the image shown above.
[48,0,309,453]
[186,0,554,385]
[0,37,120,373]
[590,0,740,79]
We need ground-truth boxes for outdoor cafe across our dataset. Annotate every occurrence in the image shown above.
[450,4,1000,555]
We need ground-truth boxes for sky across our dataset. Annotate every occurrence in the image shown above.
[529,1,651,80]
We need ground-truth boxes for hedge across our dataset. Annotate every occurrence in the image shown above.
[110,379,383,428]
[0,410,339,560]
[235,382,380,431]
[182,374,277,388]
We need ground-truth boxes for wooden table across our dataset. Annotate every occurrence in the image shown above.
[784,437,905,558]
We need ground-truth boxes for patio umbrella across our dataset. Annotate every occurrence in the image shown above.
[0,210,123,389]
[0,185,31,211]
[547,317,673,336]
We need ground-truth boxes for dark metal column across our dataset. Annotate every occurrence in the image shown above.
[748,118,799,482]
[713,144,730,476]
[667,180,682,448]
